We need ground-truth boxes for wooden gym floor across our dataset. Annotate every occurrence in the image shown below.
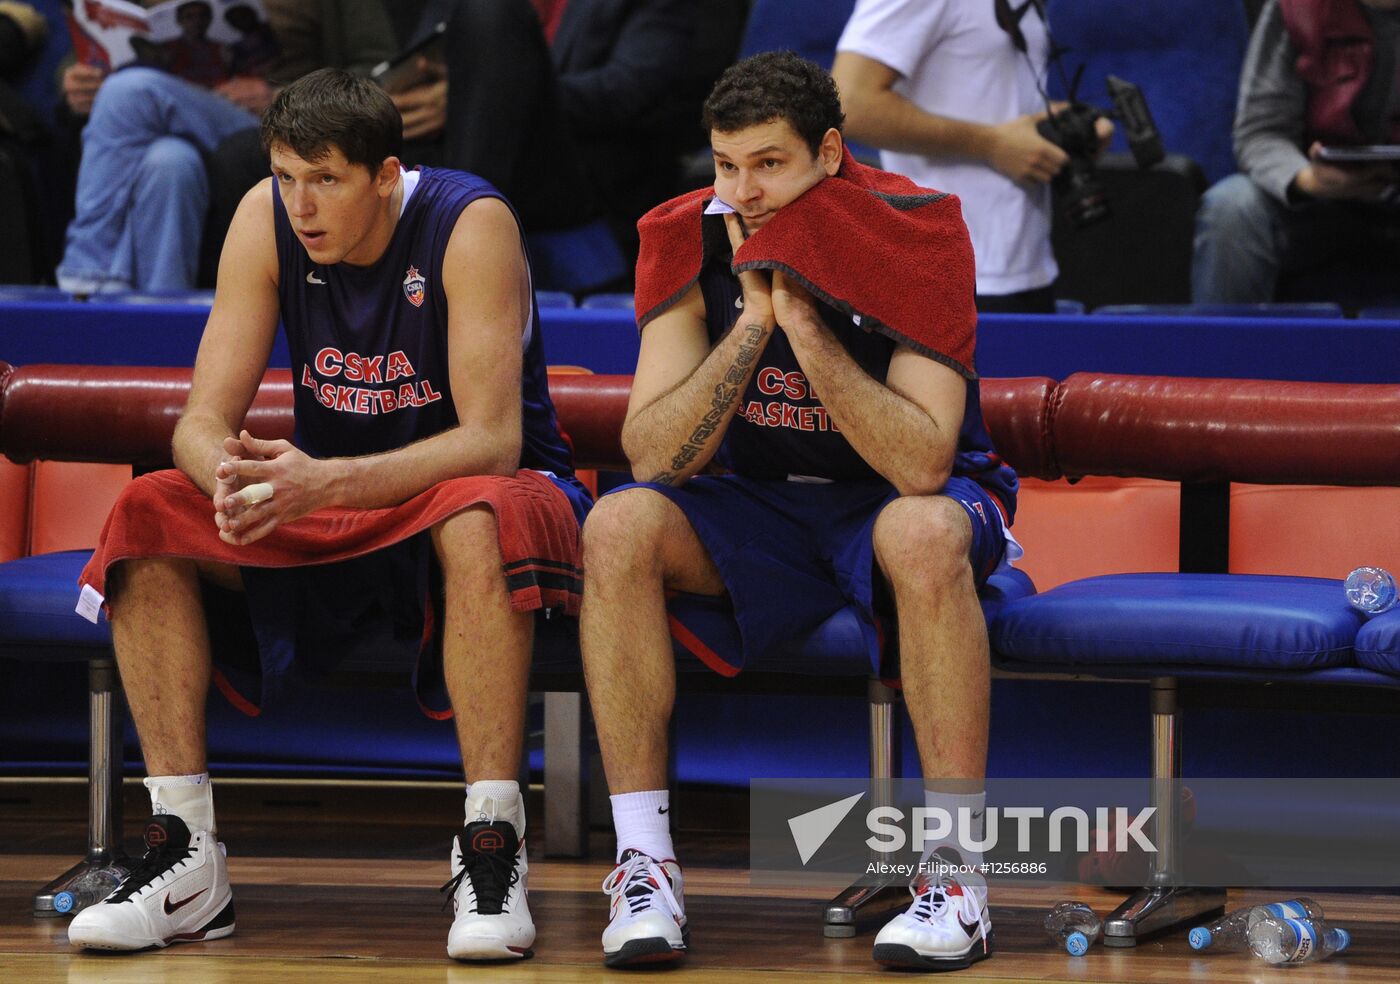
[2,778,1398,983]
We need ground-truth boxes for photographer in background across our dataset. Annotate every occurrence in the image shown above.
[1192,0,1400,304]
[834,0,1110,315]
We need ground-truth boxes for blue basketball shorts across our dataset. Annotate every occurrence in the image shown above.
[608,473,1011,675]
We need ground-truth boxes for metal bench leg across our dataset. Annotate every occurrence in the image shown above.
[543,691,588,858]
[824,678,907,937]
[33,657,130,916]
[1102,677,1225,946]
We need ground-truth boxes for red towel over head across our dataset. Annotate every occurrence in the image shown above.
[634,157,978,377]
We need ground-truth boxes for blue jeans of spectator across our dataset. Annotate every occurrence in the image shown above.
[57,68,256,294]
[1192,172,1400,303]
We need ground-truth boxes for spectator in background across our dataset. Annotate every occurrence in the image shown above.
[384,0,744,270]
[1192,0,1400,304]
[159,1,227,88]
[55,0,392,295]
[0,0,48,283]
[225,3,279,77]
[833,0,1109,315]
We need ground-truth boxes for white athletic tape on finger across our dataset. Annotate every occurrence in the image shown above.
[241,482,274,505]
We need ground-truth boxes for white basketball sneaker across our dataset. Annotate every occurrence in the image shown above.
[872,852,992,971]
[68,815,234,951]
[601,848,687,967]
[444,818,534,960]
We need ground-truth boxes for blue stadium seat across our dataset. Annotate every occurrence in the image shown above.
[738,0,856,68]
[526,220,628,295]
[1357,308,1400,321]
[535,291,576,309]
[579,293,635,310]
[1045,0,1249,185]
[1093,302,1345,319]
[1055,298,1086,315]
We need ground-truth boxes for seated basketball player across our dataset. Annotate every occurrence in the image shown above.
[579,52,1020,971]
[66,69,589,961]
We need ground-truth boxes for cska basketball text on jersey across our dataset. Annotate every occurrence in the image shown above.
[300,346,443,416]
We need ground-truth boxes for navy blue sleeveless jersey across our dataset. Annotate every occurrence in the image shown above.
[695,240,1018,521]
[273,167,576,480]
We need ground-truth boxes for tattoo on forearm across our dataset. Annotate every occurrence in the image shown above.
[647,324,765,485]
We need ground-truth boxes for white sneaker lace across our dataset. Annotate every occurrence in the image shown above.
[602,853,681,920]
[908,875,990,947]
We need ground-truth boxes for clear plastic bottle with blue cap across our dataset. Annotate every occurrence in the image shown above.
[1188,897,1322,951]
[51,864,125,914]
[1345,567,1398,615]
[1044,900,1101,956]
[1248,914,1351,965]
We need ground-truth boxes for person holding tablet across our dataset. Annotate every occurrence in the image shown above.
[1191,0,1400,304]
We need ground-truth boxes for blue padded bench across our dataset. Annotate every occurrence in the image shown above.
[987,372,1400,946]
[1356,610,1400,677]
[0,362,1055,934]
[996,573,1360,671]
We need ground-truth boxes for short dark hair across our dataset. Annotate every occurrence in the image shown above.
[702,51,844,156]
[260,68,402,174]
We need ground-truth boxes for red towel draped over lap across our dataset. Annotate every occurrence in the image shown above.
[78,468,582,616]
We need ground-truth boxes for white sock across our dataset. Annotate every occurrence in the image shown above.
[465,780,524,838]
[610,789,674,864]
[921,788,987,872]
[145,773,214,833]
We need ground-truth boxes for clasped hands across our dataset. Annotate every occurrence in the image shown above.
[213,430,323,546]
[723,213,821,339]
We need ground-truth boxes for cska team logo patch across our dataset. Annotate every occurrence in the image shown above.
[402,265,426,307]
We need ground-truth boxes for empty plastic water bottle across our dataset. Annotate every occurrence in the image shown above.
[52,864,125,914]
[1248,915,1350,965]
[1044,901,1101,956]
[1346,567,1398,615]
[1188,897,1323,951]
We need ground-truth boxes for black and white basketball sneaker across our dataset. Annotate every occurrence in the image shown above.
[67,815,234,951]
[443,819,534,960]
[600,848,687,967]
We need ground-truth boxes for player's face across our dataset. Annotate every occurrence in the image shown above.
[711,119,842,233]
[269,143,400,267]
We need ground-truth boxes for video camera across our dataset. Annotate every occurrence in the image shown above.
[1036,74,1165,228]
[994,0,1165,228]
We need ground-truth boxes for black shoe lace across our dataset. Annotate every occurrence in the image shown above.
[106,841,194,905]
[439,845,521,915]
